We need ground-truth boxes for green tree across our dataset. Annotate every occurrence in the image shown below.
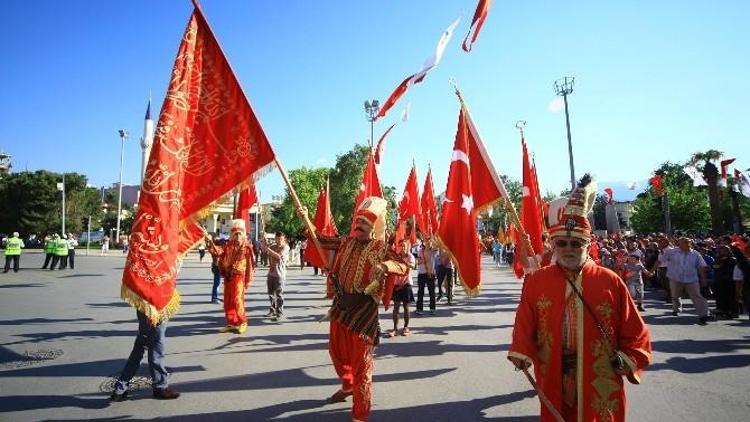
[688,150,724,235]
[328,144,395,234]
[630,162,711,234]
[485,175,522,233]
[266,167,330,238]
[592,194,608,231]
[0,170,105,238]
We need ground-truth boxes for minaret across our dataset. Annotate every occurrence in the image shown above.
[140,97,154,187]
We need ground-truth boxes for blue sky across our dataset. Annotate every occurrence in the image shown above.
[2,0,748,202]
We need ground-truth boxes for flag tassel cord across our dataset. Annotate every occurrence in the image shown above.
[449,78,540,271]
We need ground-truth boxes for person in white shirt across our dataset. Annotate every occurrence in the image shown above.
[663,237,710,324]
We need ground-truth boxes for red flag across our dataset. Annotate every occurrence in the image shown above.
[721,158,736,179]
[420,167,440,236]
[122,5,276,324]
[649,175,664,197]
[462,0,494,52]
[604,187,614,204]
[437,105,507,294]
[304,179,338,270]
[520,139,543,263]
[376,18,460,121]
[235,181,258,222]
[511,224,525,278]
[398,165,422,221]
[373,124,396,166]
[351,153,383,234]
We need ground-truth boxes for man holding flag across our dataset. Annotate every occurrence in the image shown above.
[111,1,276,402]
[300,197,408,422]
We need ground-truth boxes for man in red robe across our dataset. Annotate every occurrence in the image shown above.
[206,219,255,334]
[301,197,408,422]
[509,175,652,421]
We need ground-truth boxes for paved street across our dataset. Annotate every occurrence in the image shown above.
[1,251,749,421]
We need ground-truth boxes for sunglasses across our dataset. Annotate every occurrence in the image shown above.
[554,239,588,249]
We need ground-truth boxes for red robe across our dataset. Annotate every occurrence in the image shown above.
[318,235,408,421]
[208,240,255,326]
[509,260,651,421]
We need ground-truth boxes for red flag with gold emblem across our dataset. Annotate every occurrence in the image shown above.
[398,165,423,242]
[122,4,276,324]
[520,139,543,262]
[437,104,507,294]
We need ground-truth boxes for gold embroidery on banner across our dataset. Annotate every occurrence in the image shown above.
[590,299,621,420]
[535,294,553,373]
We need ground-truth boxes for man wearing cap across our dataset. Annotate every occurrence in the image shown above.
[205,219,255,334]
[300,197,408,422]
[3,231,24,273]
[508,175,652,421]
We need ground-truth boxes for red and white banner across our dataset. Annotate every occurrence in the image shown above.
[376,17,461,121]
[735,169,750,198]
[373,124,396,167]
[462,0,494,52]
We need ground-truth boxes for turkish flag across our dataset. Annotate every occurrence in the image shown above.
[376,18,461,121]
[235,181,258,222]
[437,105,506,293]
[604,187,614,204]
[304,180,338,270]
[398,166,423,242]
[462,0,494,52]
[351,153,383,235]
[520,139,544,262]
[420,168,440,236]
[122,4,276,324]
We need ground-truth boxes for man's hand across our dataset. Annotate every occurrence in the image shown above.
[509,356,531,370]
[371,263,387,281]
[296,206,309,221]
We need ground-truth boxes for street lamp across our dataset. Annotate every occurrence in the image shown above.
[363,100,380,149]
[554,76,576,191]
[116,129,129,245]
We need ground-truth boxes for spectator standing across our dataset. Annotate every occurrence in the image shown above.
[663,237,711,324]
[263,232,290,320]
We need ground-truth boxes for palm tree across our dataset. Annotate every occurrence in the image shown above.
[688,150,723,235]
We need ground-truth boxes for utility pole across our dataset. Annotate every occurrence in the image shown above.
[364,100,380,149]
[116,129,129,245]
[554,77,576,191]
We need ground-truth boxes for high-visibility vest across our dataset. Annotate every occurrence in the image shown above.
[54,239,69,256]
[4,237,22,256]
[44,239,55,254]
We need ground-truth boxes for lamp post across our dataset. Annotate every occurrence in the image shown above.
[116,129,129,245]
[554,77,576,191]
[363,100,380,149]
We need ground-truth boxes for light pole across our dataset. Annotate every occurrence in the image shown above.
[116,129,129,245]
[554,77,576,191]
[363,100,380,149]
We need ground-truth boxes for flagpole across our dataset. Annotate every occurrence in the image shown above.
[273,157,330,271]
[450,79,539,269]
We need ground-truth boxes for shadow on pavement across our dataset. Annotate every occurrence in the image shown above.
[177,367,455,394]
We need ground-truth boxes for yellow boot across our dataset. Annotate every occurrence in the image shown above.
[237,323,248,334]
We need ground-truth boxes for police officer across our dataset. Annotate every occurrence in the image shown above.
[41,234,54,269]
[50,234,69,270]
[3,231,25,273]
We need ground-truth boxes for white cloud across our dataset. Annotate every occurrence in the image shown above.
[548,97,565,113]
